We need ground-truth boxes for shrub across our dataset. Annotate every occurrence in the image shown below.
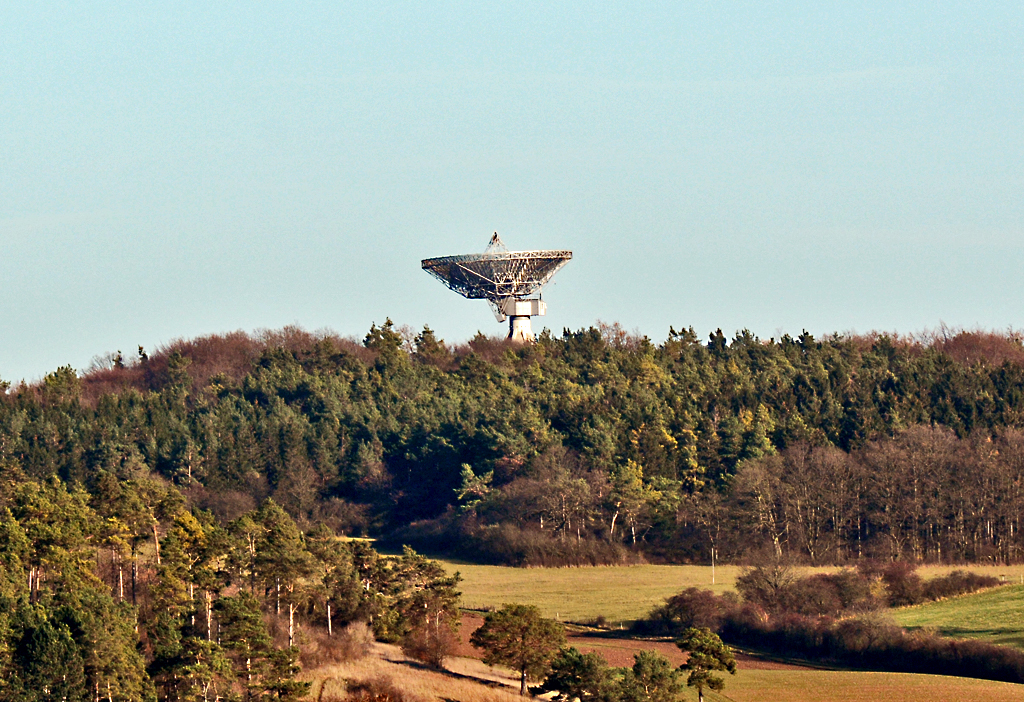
[343,675,427,702]
[639,588,738,635]
[826,569,879,611]
[400,619,459,669]
[309,622,375,666]
[780,570,881,616]
[718,610,1024,684]
[858,560,923,607]
[735,563,797,613]
[782,575,844,616]
[921,570,1001,601]
[882,562,924,606]
[735,566,879,618]
[391,519,638,567]
[301,623,374,669]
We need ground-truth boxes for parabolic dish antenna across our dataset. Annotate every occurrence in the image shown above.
[422,233,572,342]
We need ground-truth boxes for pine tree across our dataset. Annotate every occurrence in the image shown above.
[677,627,737,702]
[253,500,315,647]
[618,650,684,702]
[215,593,272,700]
[470,604,566,696]
[4,606,88,702]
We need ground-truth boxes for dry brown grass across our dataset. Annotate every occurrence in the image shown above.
[303,642,524,702]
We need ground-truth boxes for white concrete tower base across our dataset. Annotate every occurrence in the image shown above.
[501,298,546,344]
[508,316,535,343]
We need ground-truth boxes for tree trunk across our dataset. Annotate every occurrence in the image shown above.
[152,524,161,565]
[288,601,295,648]
[327,602,332,637]
[520,667,527,696]
[131,541,138,605]
[249,534,257,595]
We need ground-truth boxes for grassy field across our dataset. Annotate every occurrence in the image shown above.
[440,561,744,623]
[440,559,1024,624]
[713,669,1024,702]
[914,564,1024,582]
[892,583,1024,649]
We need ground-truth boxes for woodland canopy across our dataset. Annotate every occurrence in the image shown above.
[4,322,1024,566]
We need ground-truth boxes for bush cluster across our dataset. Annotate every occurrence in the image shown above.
[721,609,1024,684]
[392,518,638,567]
[854,562,1002,607]
[639,564,1013,684]
[733,562,1001,616]
[736,567,881,616]
[299,623,374,670]
[636,588,740,636]
[338,675,426,702]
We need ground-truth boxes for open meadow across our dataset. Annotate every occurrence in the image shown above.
[440,559,1024,624]
[712,669,1024,702]
[440,561,743,623]
[892,583,1024,649]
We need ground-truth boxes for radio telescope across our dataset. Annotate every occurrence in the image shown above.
[422,233,572,342]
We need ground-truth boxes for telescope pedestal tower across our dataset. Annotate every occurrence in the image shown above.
[500,298,546,343]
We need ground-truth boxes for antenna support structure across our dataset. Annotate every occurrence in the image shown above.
[422,233,572,343]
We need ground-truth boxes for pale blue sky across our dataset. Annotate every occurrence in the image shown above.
[2,3,1022,382]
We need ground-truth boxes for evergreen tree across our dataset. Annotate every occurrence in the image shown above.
[470,604,566,696]
[305,523,361,635]
[677,627,736,702]
[253,500,315,647]
[618,650,684,702]
[215,593,272,700]
[4,606,88,702]
[540,647,617,702]
[399,572,462,669]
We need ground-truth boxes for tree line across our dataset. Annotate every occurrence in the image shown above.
[4,322,1024,565]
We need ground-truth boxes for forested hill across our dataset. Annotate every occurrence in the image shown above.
[5,322,1024,565]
